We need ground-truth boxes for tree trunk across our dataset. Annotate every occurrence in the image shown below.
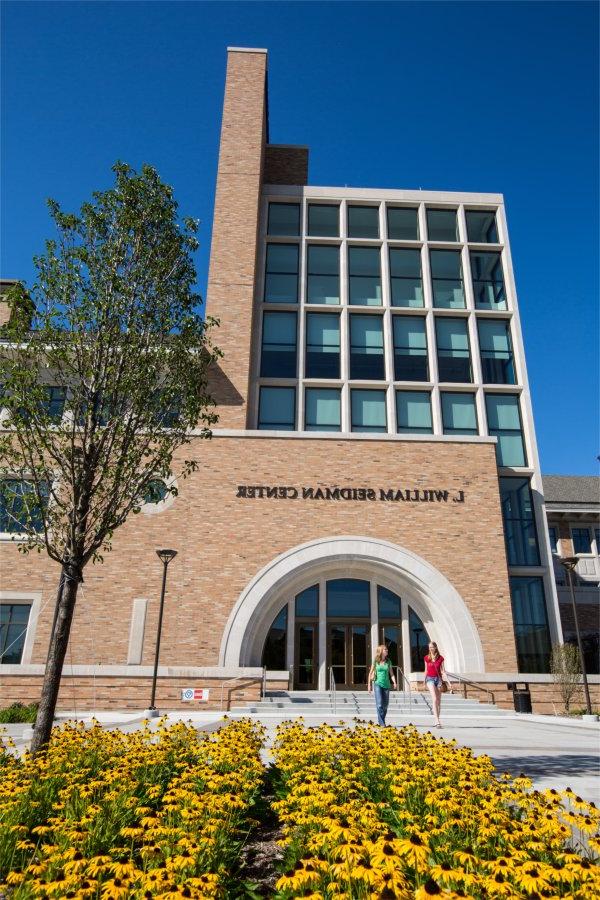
[30,565,81,753]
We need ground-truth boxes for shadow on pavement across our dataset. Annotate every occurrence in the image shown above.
[490,754,600,780]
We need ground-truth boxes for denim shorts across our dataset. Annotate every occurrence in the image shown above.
[425,675,442,688]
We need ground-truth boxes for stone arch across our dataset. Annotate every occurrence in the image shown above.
[219,536,484,672]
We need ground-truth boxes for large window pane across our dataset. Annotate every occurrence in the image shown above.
[262,607,287,670]
[430,250,465,308]
[350,315,385,380]
[485,394,526,466]
[306,313,340,378]
[296,585,318,618]
[387,207,419,241]
[264,244,299,303]
[510,576,551,673]
[393,316,428,381]
[348,247,382,305]
[466,210,498,244]
[389,248,423,307]
[409,607,430,671]
[0,479,48,534]
[305,388,341,431]
[396,391,433,434]
[427,208,458,242]
[500,477,540,566]
[378,585,401,619]
[0,603,31,664]
[308,204,339,237]
[478,319,515,384]
[258,387,295,430]
[436,317,472,382]
[572,527,592,554]
[441,393,478,435]
[267,203,300,236]
[307,245,340,304]
[348,206,379,239]
[470,251,506,310]
[260,312,297,378]
[327,578,370,617]
[42,386,66,421]
[351,389,387,433]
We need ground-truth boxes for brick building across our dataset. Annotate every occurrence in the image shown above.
[1,48,598,712]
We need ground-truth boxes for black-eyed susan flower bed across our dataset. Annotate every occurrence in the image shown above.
[272,722,600,899]
[0,719,265,898]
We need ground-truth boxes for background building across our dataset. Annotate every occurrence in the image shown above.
[1,49,598,713]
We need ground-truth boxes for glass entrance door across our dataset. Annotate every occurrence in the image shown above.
[328,623,370,690]
[294,623,318,689]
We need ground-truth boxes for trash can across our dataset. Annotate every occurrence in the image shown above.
[507,682,532,713]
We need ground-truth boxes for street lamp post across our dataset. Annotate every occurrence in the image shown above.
[560,556,592,715]
[147,549,178,716]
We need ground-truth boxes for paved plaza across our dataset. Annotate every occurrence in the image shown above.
[2,708,599,802]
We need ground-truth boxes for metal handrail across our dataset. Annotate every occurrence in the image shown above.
[329,666,337,715]
[394,665,413,707]
[219,676,254,711]
[261,666,267,700]
[446,671,495,704]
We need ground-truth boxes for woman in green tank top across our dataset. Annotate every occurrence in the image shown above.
[368,645,397,726]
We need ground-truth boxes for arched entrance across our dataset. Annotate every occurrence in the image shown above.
[219,536,484,689]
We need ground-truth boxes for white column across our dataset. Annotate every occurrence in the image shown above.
[370,580,378,660]
[400,597,412,675]
[318,576,327,689]
[286,597,295,686]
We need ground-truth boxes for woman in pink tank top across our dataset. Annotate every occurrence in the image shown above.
[423,641,452,727]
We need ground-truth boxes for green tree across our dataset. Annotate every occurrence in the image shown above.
[550,643,582,714]
[0,163,220,751]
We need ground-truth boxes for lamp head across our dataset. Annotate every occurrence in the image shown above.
[560,556,579,572]
[156,548,177,565]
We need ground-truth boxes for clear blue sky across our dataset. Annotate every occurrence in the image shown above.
[2,1,598,474]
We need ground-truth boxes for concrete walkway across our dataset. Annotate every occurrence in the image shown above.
[2,710,599,801]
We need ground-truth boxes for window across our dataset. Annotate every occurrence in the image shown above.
[267,203,300,236]
[258,387,295,430]
[409,607,430,671]
[351,389,387,433]
[393,317,428,381]
[378,585,401,618]
[348,247,382,305]
[470,251,506,310]
[327,578,370,617]
[42,386,66,421]
[296,585,318,617]
[509,576,551,673]
[389,248,423,307]
[264,244,299,303]
[435,318,472,382]
[396,391,433,434]
[478,319,515,384]
[260,312,297,378]
[441,392,478,435]
[430,250,465,308]
[0,479,48,534]
[572,527,592,554]
[144,480,168,505]
[306,245,340,304]
[466,210,498,244]
[427,208,458,242]
[499,477,540,566]
[350,315,385,380]
[485,394,526,467]
[305,388,341,431]
[308,204,339,237]
[348,205,379,239]
[305,313,340,378]
[262,607,287,670]
[548,526,558,553]
[387,207,419,241]
[0,603,31,664]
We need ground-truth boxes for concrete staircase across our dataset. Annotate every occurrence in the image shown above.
[228,689,508,725]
